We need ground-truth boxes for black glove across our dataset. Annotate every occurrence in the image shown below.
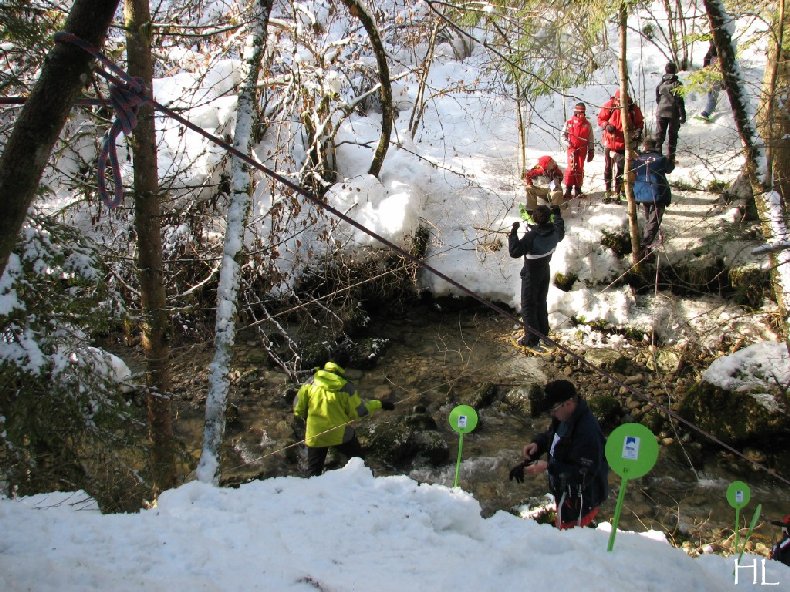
[679,117,686,125]
[381,400,395,411]
[587,151,594,162]
[551,205,562,218]
[605,124,616,133]
[511,221,520,233]
[509,461,525,483]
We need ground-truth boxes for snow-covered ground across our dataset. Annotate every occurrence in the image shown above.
[1,1,788,589]
[2,459,788,591]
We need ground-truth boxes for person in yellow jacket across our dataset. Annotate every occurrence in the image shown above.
[294,361,395,476]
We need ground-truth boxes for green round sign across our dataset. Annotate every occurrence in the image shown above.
[726,481,751,509]
[448,405,478,434]
[605,423,659,479]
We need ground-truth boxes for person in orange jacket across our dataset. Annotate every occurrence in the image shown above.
[597,89,644,202]
[562,102,595,200]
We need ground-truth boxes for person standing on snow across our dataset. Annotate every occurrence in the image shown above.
[597,89,644,203]
[520,155,564,222]
[509,379,609,529]
[700,42,722,121]
[630,136,674,258]
[294,361,394,476]
[654,62,686,166]
[562,102,595,201]
[508,204,564,351]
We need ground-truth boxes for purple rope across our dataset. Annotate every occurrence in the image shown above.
[54,32,151,208]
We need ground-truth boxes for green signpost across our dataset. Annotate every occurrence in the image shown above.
[448,405,478,488]
[605,423,659,552]
[726,480,761,564]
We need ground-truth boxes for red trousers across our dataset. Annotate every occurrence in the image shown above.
[563,148,587,188]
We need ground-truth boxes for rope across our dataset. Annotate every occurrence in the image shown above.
[52,33,790,488]
[54,32,150,208]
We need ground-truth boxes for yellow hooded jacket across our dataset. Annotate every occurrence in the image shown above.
[294,364,382,448]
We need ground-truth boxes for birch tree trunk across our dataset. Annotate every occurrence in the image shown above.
[703,0,790,348]
[197,0,274,485]
[125,0,177,492]
[0,0,120,280]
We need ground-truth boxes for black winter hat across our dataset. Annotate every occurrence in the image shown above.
[665,62,677,74]
[543,380,577,408]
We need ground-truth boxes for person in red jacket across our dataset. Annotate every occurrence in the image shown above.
[562,103,595,200]
[521,155,564,222]
[597,89,644,202]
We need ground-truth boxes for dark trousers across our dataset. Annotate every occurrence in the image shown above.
[604,149,625,192]
[306,436,365,477]
[655,117,680,160]
[642,203,666,248]
[520,261,550,345]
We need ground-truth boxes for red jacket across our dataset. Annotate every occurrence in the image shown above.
[598,90,644,151]
[524,155,563,186]
[564,114,594,155]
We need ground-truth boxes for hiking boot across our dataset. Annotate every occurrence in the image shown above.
[603,190,612,204]
[517,335,539,348]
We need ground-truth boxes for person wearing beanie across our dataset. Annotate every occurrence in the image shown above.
[630,135,675,259]
[654,61,686,166]
[294,361,395,476]
[508,379,609,529]
[561,102,595,201]
[509,205,565,351]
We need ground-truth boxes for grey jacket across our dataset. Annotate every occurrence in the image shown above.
[655,74,686,121]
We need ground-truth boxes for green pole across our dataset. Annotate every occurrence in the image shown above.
[453,433,464,487]
[607,476,629,552]
[734,506,741,559]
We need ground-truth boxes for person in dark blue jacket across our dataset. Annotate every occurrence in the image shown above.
[508,205,565,351]
[631,136,674,257]
[510,379,609,529]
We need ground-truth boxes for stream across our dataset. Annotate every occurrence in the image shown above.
[169,302,790,556]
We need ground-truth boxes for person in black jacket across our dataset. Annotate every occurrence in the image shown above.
[510,379,609,529]
[770,515,790,566]
[508,205,565,351]
[654,62,686,166]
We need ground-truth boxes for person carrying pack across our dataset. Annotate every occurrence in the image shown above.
[294,361,394,476]
[630,135,675,258]
[654,62,686,166]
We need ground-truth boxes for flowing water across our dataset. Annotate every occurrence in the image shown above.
[171,302,790,555]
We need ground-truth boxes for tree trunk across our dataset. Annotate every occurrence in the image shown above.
[197,0,275,485]
[339,0,392,178]
[0,0,120,280]
[704,0,790,347]
[409,18,439,140]
[125,0,177,493]
[619,3,641,267]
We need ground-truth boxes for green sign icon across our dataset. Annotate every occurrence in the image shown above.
[605,423,659,552]
[449,405,478,434]
[605,423,659,479]
[448,405,478,487]
[726,481,751,509]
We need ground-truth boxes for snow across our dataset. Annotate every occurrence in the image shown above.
[1,1,789,588]
[2,458,788,591]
